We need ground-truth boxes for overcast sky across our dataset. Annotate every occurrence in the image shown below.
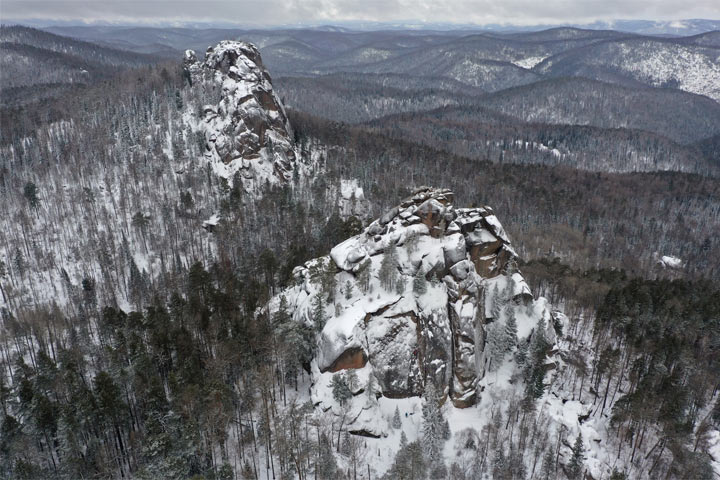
[2,0,719,27]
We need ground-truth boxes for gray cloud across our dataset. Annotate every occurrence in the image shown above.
[2,0,719,26]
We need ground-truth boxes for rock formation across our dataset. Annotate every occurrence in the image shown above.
[184,41,297,187]
[266,187,559,432]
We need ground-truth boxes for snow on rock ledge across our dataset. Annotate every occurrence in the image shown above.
[265,187,559,434]
[184,41,297,189]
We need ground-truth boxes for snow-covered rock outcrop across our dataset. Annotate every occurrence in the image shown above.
[337,178,370,220]
[184,41,297,187]
[266,187,562,436]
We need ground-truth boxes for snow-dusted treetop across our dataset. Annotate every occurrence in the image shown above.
[266,187,561,436]
[184,40,298,187]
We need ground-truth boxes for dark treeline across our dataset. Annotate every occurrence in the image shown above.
[289,110,720,281]
[363,106,716,174]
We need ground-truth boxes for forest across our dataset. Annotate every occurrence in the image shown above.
[1,25,719,480]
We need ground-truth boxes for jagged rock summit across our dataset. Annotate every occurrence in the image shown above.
[267,187,561,435]
[184,41,297,187]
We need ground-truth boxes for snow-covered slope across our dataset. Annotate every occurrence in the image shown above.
[266,187,563,434]
[184,41,299,188]
[537,38,720,102]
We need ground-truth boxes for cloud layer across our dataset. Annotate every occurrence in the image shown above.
[3,0,720,26]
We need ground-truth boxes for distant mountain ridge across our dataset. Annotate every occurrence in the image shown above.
[0,25,159,92]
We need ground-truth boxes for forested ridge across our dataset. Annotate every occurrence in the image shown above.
[1,26,719,480]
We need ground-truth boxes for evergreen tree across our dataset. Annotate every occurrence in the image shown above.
[379,243,399,292]
[541,449,556,480]
[365,374,376,403]
[392,406,402,429]
[421,381,446,471]
[317,433,338,479]
[485,321,506,372]
[357,260,371,293]
[312,294,328,332]
[23,181,39,210]
[503,275,516,301]
[491,284,502,319]
[524,317,550,400]
[346,369,358,392]
[395,275,406,294]
[320,259,337,303]
[441,418,451,440]
[413,269,427,295]
[330,373,352,406]
[567,433,584,480]
[609,469,627,480]
[505,309,518,353]
[384,440,425,480]
[515,338,529,365]
[128,259,145,308]
[12,248,25,278]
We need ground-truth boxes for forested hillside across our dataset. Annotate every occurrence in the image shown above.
[1,26,719,480]
[0,26,159,105]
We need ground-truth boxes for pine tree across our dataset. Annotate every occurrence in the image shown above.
[441,418,451,440]
[392,406,402,429]
[567,433,584,480]
[413,269,427,295]
[485,321,506,372]
[330,373,352,406]
[524,317,550,400]
[491,284,502,319]
[505,309,518,353]
[609,470,627,480]
[317,433,338,479]
[23,181,39,210]
[503,275,516,301]
[12,248,25,278]
[346,369,358,392]
[421,381,446,470]
[540,449,555,480]
[515,338,529,365]
[320,259,337,303]
[385,440,425,480]
[395,275,406,294]
[365,375,376,403]
[128,259,145,308]
[379,243,399,292]
[312,294,328,332]
[357,260,371,294]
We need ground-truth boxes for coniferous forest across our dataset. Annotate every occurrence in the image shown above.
[1,20,720,480]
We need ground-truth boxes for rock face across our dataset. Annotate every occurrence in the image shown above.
[266,187,557,431]
[184,41,297,187]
